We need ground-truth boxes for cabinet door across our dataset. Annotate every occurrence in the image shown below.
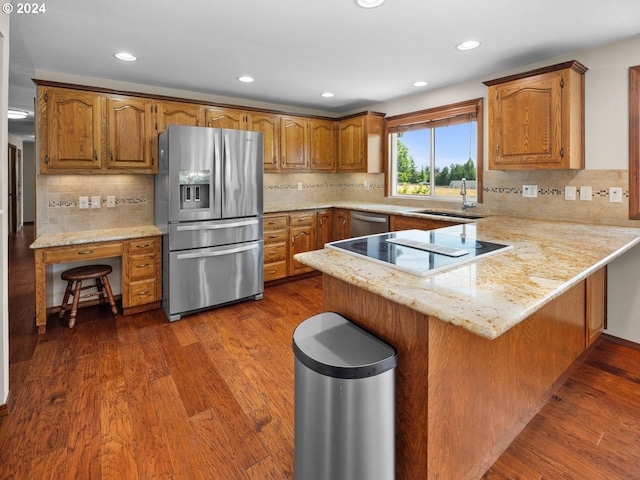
[106,96,156,172]
[281,116,309,170]
[158,101,204,131]
[586,266,607,347]
[317,209,333,247]
[489,73,563,168]
[333,209,351,241]
[249,112,281,172]
[338,116,365,171]
[205,107,247,129]
[310,119,337,171]
[289,225,316,275]
[41,87,104,171]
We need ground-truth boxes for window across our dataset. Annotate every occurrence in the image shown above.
[385,98,483,203]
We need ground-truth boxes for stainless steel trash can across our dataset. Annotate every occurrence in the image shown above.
[293,312,397,480]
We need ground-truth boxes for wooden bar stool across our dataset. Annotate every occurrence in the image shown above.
[59,264,118,328]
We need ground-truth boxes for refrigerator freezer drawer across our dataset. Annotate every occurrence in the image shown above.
[169,217,263,250]
[166,240,264,319]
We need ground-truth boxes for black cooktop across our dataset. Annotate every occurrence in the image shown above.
[325,229,512,277]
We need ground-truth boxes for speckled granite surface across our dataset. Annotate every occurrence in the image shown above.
[295,217,640,340]
[30,225,163,249]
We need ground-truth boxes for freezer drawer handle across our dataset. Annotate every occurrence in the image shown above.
[176,243,260,260]
[176,219,259,231]
[351,212,388,223]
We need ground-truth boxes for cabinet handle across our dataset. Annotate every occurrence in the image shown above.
[269,235,279,239]
[268,269,278,274]
[560,148,564,157]
[496,145,500,157]
[78,250,94,255]
[94,150,98,161]
[272,156,277,165]
[136,243,151,248]
[136,263,151,268]
[110,151,114,162]
[45,155,49,164]
[267,250,278,255]
[282,155,286,165]
[136,291,150,296]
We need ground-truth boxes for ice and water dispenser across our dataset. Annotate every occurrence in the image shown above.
[179,169,210,211]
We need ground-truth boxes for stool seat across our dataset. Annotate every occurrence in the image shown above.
[59,264,118,328]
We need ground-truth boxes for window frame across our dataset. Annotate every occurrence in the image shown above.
[384,98,483,203]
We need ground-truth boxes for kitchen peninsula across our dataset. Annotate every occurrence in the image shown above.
[295,216,640,479]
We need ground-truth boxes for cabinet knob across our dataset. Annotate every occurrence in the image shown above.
[110,151,114,162]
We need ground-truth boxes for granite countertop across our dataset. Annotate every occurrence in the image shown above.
[295,216,640,340]
[30,225,163,249]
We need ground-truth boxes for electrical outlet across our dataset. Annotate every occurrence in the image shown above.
[609,187,622,203]
[107,196,116,208]
[79,196,89,209]
[579,186,592,201]
[297,182,303,191]
[91,196,101,208]
[565,186,577,201]
[522,185,538,198]
[364,180,370,191]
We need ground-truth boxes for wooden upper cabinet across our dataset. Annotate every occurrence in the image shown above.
[281,116,309,170]
[157,101,204,131]
[310,119,337,172]
[248,112,281,172]
[39,87,104,172]
[205,107,248,129]
[106,96,156,173]
[484,60,587,170]
[338,112,384,173]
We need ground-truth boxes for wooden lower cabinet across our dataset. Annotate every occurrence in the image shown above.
[289,211,317,276]
[263,214,289,282]
[122,237,162,314]
[390,214,459,231]
[317,209,333,247]
[333,208,351,241]
[586,265,607,347]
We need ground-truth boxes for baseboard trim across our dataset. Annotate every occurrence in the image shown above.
[601,333,640,351]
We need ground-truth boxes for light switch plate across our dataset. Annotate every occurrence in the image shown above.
[107,196,116,208]
[79,196,89,209]
[579,186,592,201]
[609,187,622,203]
[522,185,538,198]
[297,182,303,191]
[565,186,577,201]
[91,196,101,208]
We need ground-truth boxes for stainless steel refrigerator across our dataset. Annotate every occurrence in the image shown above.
[154,125,264,321]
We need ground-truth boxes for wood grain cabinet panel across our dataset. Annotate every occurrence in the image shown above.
[263,214,289,282]
[317,209,333,246]
[337,112,384,173]
[390,215,459,231]
[281,116,310,170]
[248,112,281,172]
[38,87,104,172]
[586,266,607,347]
[333,209,351,241]
[122,237,161,313]
[157,101,204,131]
[485,60,587,170]
[205,106,247,129]
[310,119,337,172]
[106,96,156,173]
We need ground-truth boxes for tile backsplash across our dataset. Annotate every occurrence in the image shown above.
[37,168,637,234]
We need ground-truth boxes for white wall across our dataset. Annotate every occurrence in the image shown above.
[1,12,10,407]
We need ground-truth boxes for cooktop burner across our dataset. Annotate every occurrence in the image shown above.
[325,229,512,277]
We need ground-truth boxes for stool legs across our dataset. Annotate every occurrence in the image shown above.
[69,280,83,328]
[59,281,74,320]
[101,275,118,315]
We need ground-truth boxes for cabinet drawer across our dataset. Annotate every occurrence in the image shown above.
[43,242,123,263]
[126,277,159,307]
[264,261,287,282]
[127,256,158,280]
[264,229,287,244]
[289,211,317,226]
[264,243,286,263]
[127,237,160,255]
[264,215,288,229]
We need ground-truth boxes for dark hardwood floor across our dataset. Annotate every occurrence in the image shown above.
[2,226,640,479]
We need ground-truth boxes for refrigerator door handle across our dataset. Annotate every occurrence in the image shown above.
[175,219,259,231]
[176,243,260,260]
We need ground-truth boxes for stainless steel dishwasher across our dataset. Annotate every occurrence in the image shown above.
[350,210,389,237]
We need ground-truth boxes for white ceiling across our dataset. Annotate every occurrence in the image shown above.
[8,0,640,137]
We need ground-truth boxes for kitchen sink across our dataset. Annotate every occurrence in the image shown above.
[411,210,484,220]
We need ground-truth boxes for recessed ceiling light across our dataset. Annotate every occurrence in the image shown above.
[412,81,429,87]
[456,40,481,51]
[356,0,384,8]
[238,76,255,83]
[114,52,138,62]
[8,109,28,119]
[321,92,334,98]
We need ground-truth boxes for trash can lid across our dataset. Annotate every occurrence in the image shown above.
[292,312,397,379]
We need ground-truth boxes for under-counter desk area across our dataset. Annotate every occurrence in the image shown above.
[30,226,163,334]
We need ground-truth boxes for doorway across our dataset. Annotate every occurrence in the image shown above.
[7,143,21,233]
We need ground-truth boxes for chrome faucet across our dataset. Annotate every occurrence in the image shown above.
[460,178,476,211]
